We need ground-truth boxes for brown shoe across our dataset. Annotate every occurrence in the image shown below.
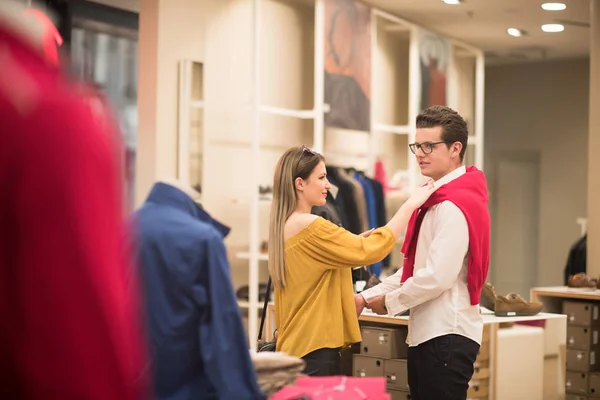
[568,273,596,289]
[480,282,497,311]
[364,274,381,290]
[495,293,543,317]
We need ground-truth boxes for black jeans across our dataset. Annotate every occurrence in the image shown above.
[407,334,479,400]
[302,347,341,376]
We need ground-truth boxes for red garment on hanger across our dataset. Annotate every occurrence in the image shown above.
[373,159,388,194]
[0,20,148,400]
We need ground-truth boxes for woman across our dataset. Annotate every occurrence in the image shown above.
[268,145,436,376]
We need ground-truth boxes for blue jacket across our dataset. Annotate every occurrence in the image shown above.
[132,183,264,400]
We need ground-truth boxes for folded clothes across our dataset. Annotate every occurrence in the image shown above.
[251,352,306,398]
[251,351,306,372]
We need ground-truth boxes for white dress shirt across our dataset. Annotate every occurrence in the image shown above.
[361,166,483,347]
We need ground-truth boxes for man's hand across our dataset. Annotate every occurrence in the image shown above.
[358,228,374,238]
[368,294,388,315]
[354,294,367,317]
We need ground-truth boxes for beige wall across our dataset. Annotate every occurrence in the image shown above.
[138,0,317,289]
[137,0,218,206]
[485,58,589,289]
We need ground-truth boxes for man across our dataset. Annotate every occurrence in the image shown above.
[132,180,265,400]
[0,3,148,398]
[355,106,491,400]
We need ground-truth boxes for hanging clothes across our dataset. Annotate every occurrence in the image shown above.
[354,172,382,276]
[326,166,361,234]
[338,168,369,233]
[564,234,588,285]
[132,182,264,400]
[0,12,149,399]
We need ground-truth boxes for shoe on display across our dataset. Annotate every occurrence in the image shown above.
[480,282,497,311]
[364,274,381,290]
[494,293,543,317]
[567,273,597,290]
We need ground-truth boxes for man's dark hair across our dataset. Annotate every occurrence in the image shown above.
[416,106,468,161]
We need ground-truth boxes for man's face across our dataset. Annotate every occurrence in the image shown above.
[413,126,462,181]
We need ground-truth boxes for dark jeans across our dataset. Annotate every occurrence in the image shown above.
[407,334,479,400]
[302,347,341,376]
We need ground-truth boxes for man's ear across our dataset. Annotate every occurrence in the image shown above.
[453,142,463,159]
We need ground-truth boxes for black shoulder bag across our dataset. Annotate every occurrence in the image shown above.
[256,277,277,352]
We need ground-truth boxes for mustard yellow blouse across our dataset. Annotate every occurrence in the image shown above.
[274,217,396,358]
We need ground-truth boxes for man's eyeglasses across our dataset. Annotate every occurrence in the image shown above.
[408,141,452,155]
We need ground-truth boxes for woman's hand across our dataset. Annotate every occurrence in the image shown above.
[358,228,374,238]
[354,294,367,317]
[403,179,437,210]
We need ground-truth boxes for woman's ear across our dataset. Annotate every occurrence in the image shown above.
[295,177,304,192]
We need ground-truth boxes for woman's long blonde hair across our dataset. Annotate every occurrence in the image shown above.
[268,146,324,289]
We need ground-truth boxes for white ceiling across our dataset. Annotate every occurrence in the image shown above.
[363,0,590,64]
[89,0,590,64]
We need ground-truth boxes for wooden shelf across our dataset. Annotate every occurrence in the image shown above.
[237,252,268,261]
[531,286,600,301]
[358,310,565,326]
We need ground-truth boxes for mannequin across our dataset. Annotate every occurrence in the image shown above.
[132,179,264,400]
[0,7,148,398]
[0,2,63,67]
[157,177,202,203]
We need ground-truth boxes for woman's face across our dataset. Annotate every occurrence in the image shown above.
[297,161,331,207]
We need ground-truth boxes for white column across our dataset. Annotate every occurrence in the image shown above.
[588,0,600,276]
[135,0,161,206]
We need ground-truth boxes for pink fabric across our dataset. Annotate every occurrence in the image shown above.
[272,377,390,400]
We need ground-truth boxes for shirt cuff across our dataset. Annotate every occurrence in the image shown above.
[360,286,383,302]
[385,291,410,316]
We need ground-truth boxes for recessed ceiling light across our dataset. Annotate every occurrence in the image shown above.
[541,23,565,32]
[542,3,567,11]
[507,28,524,37]
[441,0,462,4]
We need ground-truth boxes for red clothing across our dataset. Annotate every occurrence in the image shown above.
[0,24,148,399]
[401,166,491,305]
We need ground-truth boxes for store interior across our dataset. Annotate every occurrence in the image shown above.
[29,0,599,399]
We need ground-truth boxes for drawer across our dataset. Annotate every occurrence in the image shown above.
[568,326,600,351]
[589,372,600,398]
[384,359,409,391]
[482,325,491,344]
[567,371,590,395]
[388,389,411,400]
[565,395,588,400]
[472,365,490,380]
[353,354,384,377]
[476,342,490,362]
[360,326,408,359]
[564,302,600,327]
[567,349,600,372]
[467,379,489,398]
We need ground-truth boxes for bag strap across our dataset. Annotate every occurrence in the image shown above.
[257,276,272,342]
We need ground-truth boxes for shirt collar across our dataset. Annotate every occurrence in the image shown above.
[145,182,231,238]
[433,165,466,189]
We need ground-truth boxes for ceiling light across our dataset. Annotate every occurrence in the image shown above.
[541,3,567,11]
[441,0,462,4]
[507,28,523,37]
[541,23,565,32]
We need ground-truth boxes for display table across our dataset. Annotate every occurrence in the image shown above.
[358,310,566,400]
[530,286,600,399]
[265,304,566,400]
